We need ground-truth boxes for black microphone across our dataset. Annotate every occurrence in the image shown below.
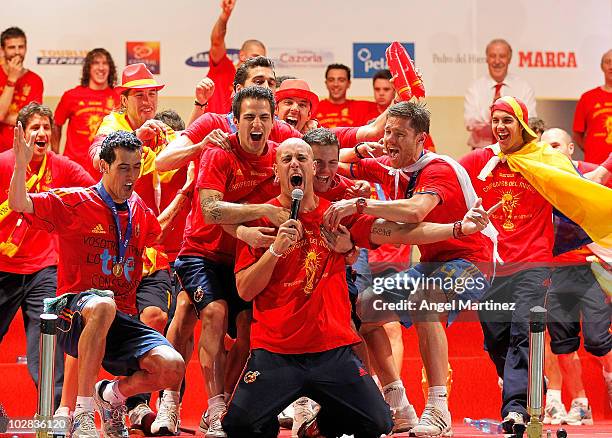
[290,188,304,220]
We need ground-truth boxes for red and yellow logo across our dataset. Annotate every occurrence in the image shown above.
[126,42,161,74]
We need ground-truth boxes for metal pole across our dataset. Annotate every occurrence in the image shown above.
[36,314,57,438]
[526,306,546,438]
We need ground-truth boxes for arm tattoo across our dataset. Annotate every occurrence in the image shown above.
[372,225,392,237]
[201,193,223,223]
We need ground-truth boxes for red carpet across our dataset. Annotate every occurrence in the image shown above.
[2,309,611,434]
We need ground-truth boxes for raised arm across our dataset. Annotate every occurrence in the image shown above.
[8,123,35,213]
[200,188,289,226]
[209,0,236,64]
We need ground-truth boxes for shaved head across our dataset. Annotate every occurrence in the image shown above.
[541,128,574,158]
[275,138,313,161]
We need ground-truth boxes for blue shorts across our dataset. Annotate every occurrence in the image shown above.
[56,291,173,376]
[136,269,172,315]
[358,258,490,328]
[174,256,251,338]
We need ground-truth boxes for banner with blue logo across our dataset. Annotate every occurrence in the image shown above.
[353,43,414,79]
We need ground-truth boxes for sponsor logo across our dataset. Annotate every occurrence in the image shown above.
[518,51,577,68]
[185,48,240,68]
[193,286,204,303]
[37,49,88,65]
[91,224,106,234]
[353,42,415,78]
[126,42,161,74]
[269,48,334,68]
[243,371,260,383]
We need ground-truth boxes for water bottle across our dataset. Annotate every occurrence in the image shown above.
[464,417,503,434]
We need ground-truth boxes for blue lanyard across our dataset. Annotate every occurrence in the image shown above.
[95,181,132,265]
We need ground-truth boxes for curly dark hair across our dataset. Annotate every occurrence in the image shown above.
[99,131,142,165]
[81,48,117,88]
[232,86,275,120]
[233,56,275,89]
[17,102,53,128]
[387,101,431,134]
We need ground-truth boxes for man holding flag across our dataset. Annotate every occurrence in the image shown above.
[459,96,612,435]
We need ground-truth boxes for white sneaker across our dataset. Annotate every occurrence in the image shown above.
[93,380,128,438]
[291,397,315,437]
[205,411,227,438]
[150,394,180,435]
[564,400,593,426]
[392,403,418,433]
[543,399,567,425]
[70,411,99,438]
[502,411,525,435]
[409,404,452,437]
[127,402,155,435]
[279,403,294,430]
[53,407,72,436]
[198,410,209,434]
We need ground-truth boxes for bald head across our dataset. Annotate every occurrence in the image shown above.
[239,39,267,63]
[274,138,315,197]
[275,138,313,161]
[541,128,574,158]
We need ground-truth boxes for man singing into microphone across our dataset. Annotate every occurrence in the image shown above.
[221,137,496,437]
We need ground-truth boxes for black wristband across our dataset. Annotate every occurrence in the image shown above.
[194,100,208,108]
[354,143,365,159]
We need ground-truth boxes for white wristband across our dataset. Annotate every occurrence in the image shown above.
[269,244,282,258]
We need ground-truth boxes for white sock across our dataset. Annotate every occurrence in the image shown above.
[74,396,94,415]
[207,394,226,418]
[572,397,588,407]
[427,385,448,411]
[102,380,127,405]
[546,389,562,403]
[162,390,180,405]
[382,380,410,410]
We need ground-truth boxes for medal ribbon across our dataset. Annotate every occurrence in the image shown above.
[95,181,132,268]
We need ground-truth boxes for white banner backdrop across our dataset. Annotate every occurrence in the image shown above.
[2,0,611,98]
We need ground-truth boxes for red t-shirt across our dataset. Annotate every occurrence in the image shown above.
[0,150,95,274]
[206,55,236,115]
[0,69,44,151]
[350,155,492,265]
[26,188,160,315]
[180,134,277,264]
[460,148,554,275]
[54,86,119,178]
[317,174,356,202]
[234,197,376,354]
[316,99,379,128]
[573,87,612,164]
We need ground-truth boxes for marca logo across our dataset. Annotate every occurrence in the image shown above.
[37,49,88,65]
[185,48,240,67]
[270,48,334,68]
[518,51,577,68]
[353,43,414,79]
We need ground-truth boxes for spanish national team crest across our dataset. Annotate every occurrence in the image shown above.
[193,286,204,303]
[243,371,260,383]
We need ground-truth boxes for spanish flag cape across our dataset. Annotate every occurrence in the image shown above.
[478,141,612,248]
[0,154,50,257]
[97,111,178,274]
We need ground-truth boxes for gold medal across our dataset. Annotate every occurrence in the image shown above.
[112,263,123,277]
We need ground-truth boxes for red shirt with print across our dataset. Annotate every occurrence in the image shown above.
[180,134,277,264]
[0,69,44,151]
[316,99,379,128]
[54,86,119,178]
[317,174,357,202]
[0,150,95,274]
[206,55,236,115]
[350,155,492,265]
[573,87,612,165]
[25,188,160,315]
[234,197,376,354]
[460,148,554,275]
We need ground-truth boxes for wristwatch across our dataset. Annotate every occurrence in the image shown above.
[355,197,367,215]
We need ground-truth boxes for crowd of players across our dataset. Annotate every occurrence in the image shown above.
[1,1,612,438]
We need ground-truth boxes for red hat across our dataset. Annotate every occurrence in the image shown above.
[115,63,164,95]
[275,79,319,114]
[491,96,537,141]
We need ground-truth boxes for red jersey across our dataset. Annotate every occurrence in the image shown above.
[206,55,236,115]
[0,69,44,151]
[26,187,160,315]
[350,155,492,264]
[317,174,357,202]
[460,148,554,275]
[234,197,376,354]
[54,86,119,178]
[573,87,612,164]
[180,134,277,264]
[315,99,379,128]
[0,150,95,274]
